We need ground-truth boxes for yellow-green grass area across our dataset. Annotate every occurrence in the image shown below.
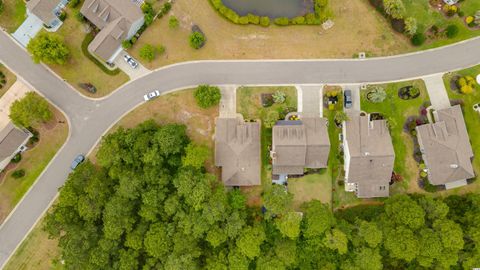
[46,7,129,97]
[440,65,480,195]
[0,64,17,98]
[360,80,429,195]
[0,107,68,223]
[236,86,297,206]
[3,217,62,270]
[129,0,411,69]
[288,170,332,210]
[0,0,26,33]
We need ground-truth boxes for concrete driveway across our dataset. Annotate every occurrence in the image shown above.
[12,15,43,47]
[219,85,237,118]
[297,85,324,117]
[113,51,150,80]
[0,80,29,129]
[342,84,361,113]
[423,74,451,110]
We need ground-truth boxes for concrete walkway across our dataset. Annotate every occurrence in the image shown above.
[297,85,324,116]
[219,85,237,118]
[423,74,451,110]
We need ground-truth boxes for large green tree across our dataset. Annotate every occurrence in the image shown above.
[194,84,221,109]
[9,91,53,127]
[27,33,70,64]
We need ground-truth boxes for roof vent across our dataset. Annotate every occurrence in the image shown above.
[450,164,459,169]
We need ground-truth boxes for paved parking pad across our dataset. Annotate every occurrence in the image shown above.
[113,51,150,80]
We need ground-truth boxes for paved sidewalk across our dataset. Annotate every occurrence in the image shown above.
[423,74,451,110]
[297,85,324,116]
[0,80,30,129]
[219,85,237,118]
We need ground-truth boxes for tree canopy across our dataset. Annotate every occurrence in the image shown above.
[46,120,480,269]
[194,84,221,109]
[9,91,53,127]
[27,33,70,64]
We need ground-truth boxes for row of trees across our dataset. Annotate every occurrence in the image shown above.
[45,120,480,269]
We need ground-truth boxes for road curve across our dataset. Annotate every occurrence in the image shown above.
[1,30,480,268]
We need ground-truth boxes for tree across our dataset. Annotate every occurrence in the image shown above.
[236,225,266,259]
[9,92,53,127]
[275,212,302,239]
[263,110,280,128]
[263,185,292,218]
[384,226,419,262]
[189,31,206,49]
[404,17,417,36]
[139,44,156,62]
[122,40,132,49]
[27,33,70,64]
[182,143,210,169]
[384,194,425,230]
[323,229,348,254]
[169,16,179,29]
[194,85,221,108]
[358,220,382,248]
[302,200,335,238]
[383,0,405,19]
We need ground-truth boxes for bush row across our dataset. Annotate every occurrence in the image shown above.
[209,0,329,26]
[81,34,121,76]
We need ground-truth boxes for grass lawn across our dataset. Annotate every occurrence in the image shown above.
[0,0,26,33]
[46,7,129,97]
[440,65,480,195]
[360,80,429,194]
[288,170,332,210]
[3,217,62,270]
[129,0,411,69]
[236,86,297,204]
[0,107,68,223]
[0,64,17,98]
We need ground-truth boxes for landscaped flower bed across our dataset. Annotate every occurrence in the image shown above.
[398,85,420,100]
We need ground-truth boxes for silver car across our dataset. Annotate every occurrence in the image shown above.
[144,90,161,101]
[123,54,138,69]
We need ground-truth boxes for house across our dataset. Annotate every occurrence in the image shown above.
[0,122,32,171]
[215,117,261,186]
[80,0,144,63]
[416,105,474,189]
[271,116,330,176]
[26,0,68,28]
[343,114,395,198]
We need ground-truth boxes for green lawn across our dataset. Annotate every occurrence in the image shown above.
[0,64,17,98]
[360,80,429,194]
[0,0,26,33]
[442,65,480,195]
[288,170,332,210]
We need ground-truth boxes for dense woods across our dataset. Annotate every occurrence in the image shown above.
[45,120,480,269]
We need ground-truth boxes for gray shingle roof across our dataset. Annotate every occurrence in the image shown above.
[0,123,30,162]
[271,117,330,175]
[344,115,395,198]
[215,117,261,186]
[27,0,60,24]
[416,105,474,185]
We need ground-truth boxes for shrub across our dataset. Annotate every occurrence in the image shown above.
[445,24,459,38]
[58,11,67,21]
[157,45,166,55]
[272,91,286,104]
[194,85,221,108]
[305,13,317,24]
[411,33,426,46]
[139,44,156,62]
[0,1,3,14]
[12,169,25,179]
[122,40,132,49]
[69,0,80,8]
[247,13,260,24]
[408,87,420,97]
[142,2,155,26]
[466,16,475,26]
[75,10,85,22]
[131,36,137,44]
[260,16,270,27]
[404,17,417,36]
[366,86,387,103]
[11,153,22,163]
[264,110,280,128]
[391,18,405,33]
[169,16,179,29]
[189,31,206,49]
[274,17,290,26]
[383,0,405,19]
[456,75,476,94]
[291,16,306,25]
[238,16,249,25]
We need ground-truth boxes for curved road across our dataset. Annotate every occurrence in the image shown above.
[1,31,480,267]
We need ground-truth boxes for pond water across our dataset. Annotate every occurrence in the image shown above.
[221,0,314,19]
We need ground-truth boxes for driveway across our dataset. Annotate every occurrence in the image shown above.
[297,85,324,117]
[0,80,29,130]
[12,15,43,47]
[343,84,361,113]
[113,51,150,80]
[219,85,237,118]
[423,74,451,110]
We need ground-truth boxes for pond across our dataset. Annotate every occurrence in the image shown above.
[221,0,314,19]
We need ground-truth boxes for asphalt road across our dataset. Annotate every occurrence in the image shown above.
[1,30,480,268]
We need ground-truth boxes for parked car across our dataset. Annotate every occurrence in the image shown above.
[71,154,85,170]
[144,90,161,101]
[123,54,138,69]
[344,89,352,109]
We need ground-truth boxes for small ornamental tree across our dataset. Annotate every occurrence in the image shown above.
[194,85,221,108]
[189,31,206,49]
[272,91,286,104]
[169,16,179,29]
[139,44,156,62]
[9,92,53,127]
[27,33,70,65]
[367,86,387,103]
[445,24,459,38]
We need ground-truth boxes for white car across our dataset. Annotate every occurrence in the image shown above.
[123,54,138,69]
[144,90,160,101]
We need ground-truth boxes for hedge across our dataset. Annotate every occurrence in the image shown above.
[81,34,121,76]
[208,0,329,26]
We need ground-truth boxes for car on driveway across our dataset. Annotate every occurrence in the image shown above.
[144,90,161,101]
[344,89,352,109]
[71,154,85,170]
[123,54,138,69]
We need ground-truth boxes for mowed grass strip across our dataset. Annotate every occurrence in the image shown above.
[0,0,26,33]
